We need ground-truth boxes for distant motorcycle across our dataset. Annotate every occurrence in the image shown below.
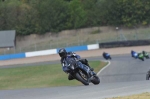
[143,51,149,59]
[131,50,138,59]
[103,52,112,60]
[146,70,150,80]
[138,53,144,61]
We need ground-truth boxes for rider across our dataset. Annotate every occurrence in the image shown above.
[131,50,137,57]
[58,48,94,80]
[102,52,106,59]
[142,50,148,56]
[131,50,135,55]
[103,52,109,59]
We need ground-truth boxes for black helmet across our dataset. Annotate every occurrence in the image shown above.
[58,48,67,58]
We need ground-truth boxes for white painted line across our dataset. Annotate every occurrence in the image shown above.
[97,60,111,76]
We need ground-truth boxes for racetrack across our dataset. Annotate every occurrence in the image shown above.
[1,55,150,99]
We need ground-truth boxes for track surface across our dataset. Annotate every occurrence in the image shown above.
[1,55,150,99]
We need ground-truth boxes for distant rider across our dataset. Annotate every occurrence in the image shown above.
[142,51,148,56]
[103,52,110,59]
[131,50,137,57]
[58,48,94,80]
[131,50,135,55]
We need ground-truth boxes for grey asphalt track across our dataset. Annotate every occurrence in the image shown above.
[1,55,150,99]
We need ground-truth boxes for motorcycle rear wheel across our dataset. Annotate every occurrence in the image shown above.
[74,71,89,85]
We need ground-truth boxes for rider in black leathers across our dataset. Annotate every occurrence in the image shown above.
[103,52,111,60]
[102,52,107,59]
[58,48,94,80]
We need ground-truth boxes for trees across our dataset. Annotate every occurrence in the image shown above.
[66,0,87,29]
[0,0,150,35]
[98,0,150,27]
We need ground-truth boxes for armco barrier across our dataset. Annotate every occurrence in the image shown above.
[0,53,25,60]
[99,40,150,48]
[57,45,88,53]
[0,44,99,60]
[57,44,99,53]
[25,49,57,58]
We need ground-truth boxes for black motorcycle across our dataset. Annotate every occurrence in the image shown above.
[146,70,150,80]
[103,53,112,60]
[67,58,100,85]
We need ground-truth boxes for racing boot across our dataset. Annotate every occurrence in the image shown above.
[86,62,94,71]
[68,74,74,80]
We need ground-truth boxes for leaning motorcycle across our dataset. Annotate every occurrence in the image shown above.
[138,53,144,61]
[131,52,138,59]
[144,53,149,59]
[146,70,150,80]
[105,53,112,60]
[66,58,100,85]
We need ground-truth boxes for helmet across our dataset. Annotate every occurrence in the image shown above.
[58,48,67,58]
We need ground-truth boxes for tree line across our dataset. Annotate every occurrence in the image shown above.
[0,0,150,35]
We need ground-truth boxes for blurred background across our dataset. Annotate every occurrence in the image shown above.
[1,26,150,55]
[0,0,150,55]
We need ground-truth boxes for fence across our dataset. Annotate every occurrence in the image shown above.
[0,26,150,55]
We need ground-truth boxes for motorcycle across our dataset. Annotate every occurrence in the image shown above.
[103,53,112,60]
[143,52,149,59]
[138,53,144,61]
[66,58,100,85]
[131,51,138,59]
[146,70,150,80]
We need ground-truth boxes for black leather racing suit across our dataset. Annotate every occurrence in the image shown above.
[60,52,92,80]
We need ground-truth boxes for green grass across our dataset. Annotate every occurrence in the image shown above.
[0,61,107,90]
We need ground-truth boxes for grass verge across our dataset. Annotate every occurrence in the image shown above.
[0,61,107,90]
[106,92,150,99]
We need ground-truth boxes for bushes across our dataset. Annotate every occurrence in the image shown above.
[0,0,150,35]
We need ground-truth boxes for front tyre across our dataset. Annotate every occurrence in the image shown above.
[91,75,100,85]
[74,72,89,85]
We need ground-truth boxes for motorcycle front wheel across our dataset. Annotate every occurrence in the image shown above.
[91,75,100,85]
